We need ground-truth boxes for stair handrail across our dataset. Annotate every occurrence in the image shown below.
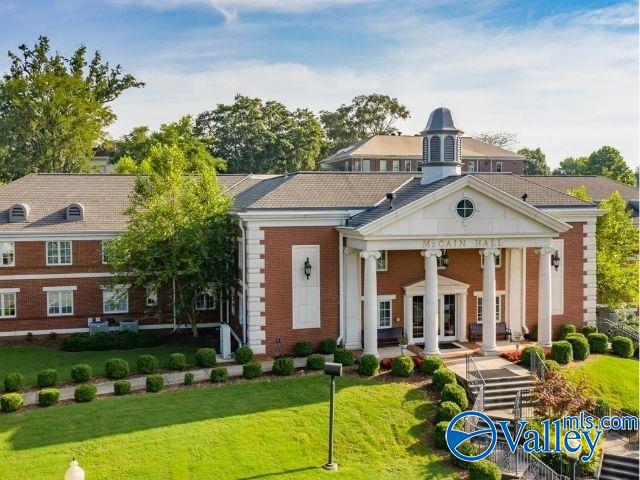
[596,317,639,342]
[465,354,486,392]
[513,387,535,420]
[530,349,548,381]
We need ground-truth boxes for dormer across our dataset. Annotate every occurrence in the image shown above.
[420,107,464,185]
[9,203,29,223]
[66,203,84,221]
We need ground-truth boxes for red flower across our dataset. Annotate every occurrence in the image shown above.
[500,351,522,363]
[412,356,424,367]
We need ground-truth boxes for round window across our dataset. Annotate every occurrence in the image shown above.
[456,198,474,219]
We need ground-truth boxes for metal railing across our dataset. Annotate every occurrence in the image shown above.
[513,387,535,420]
[592,404,639,444]
[596,317,639,342]
[530,349,549,381]
[465,354,486,397]
[463,386,485,433]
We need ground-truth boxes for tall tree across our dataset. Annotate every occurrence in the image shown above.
[565,185,593,202]
[106,144,234,337]
[319,93,410,155]
[553,156,589,175]
[476,131,518,150]
[195,94,323,174]
[587,146,635,186]
[0,36,143,181]
[518,147,551,175]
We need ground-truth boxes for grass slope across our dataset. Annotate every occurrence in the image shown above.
[0,346,198,387]
[0,375,456,480]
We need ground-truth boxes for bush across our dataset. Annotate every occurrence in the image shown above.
[379,358,392,370]
[195,348,217,367]
[61,331,163,352]
[451,441,478,469]
[441,383,468,409]
[146,374,165,393]
[3,373,24,393]
[565,333,590,360]
[306,354,325,370]
[436,401,462,422]
[136,331,163,348]
[434,421,449,449]
[611,336,634,358]
[70,364,92,383]
[318,338,337,354]
[358,354,379,376]
[74,384,97,403]
[501,351,522,363]
[581,324,598,336]
[105,358,130,379]
[234,346,253,365]
[391,355,414,377]
[210,367,229,383]
[520,345,545,367]
[110,330,139,350]
[243,361,262,379]
[136,355,159,374]
[544,360,561,372]
[0,393,23,412]
[37,368,58,388]
[184,372,194,385]
[587,333,608,354]
[293,340,312,357]
[333,348,355,366]
[469,460,501,480]
[272,357,295,376]
[85,332,113,351]
[37,388,60,407]
[420,356,443,375]
[61,333,87,352]
[168,353,187,371]
[412,356,424,369]
[551,341,573,364]
[432,367,456,389]
[113,380,131,396]
[528,325,538,341]
[559,323,577,340]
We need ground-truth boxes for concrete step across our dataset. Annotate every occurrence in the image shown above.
[600,466,639,480]
[601,454,640,480]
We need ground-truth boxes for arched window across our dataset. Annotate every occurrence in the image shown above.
[429,136,440,162]
[444,136,455,162]
[8,203,29,223]
[66,203,84,221]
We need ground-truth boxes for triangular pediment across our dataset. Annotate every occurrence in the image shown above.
[404,275,470,295]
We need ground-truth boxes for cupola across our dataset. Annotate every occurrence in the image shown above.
[419,107,464,184]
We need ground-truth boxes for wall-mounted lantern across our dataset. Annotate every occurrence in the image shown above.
[304,257,312,279]
[441,250,450,268]
[551,251,560,271]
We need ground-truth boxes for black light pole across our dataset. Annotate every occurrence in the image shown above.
[323,362,342,471]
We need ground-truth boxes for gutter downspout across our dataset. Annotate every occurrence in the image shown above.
[337,228,345,346]
[240,219,248,345]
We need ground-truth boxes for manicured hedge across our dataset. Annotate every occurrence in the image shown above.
[420,356,443,375]
[358,354,379,376]
[38,388,60,407]
[520,345,545,367]
[441,383,468,409]
[0,393,23,413]
[436,401,461,422]
[136,355,159,374]
[234,346,253,365]
[37,368,58,388]
[391,355,414,377]
[544,360,561,372]
[565,333,590,361]
[195,348,217,368]
[168,353,187,371]
[272,357,294,376]
[3,373,24,393]
[581,324,598,336]
[146,374,165,393]
[451,441,478,469]
[184,372,194,385]
[434,421,449,449]
[74,384,97,403]
[432,367,456,390]
[551,341,573,364]
[527,326,538,341]
[113,380,131,396]
[105,358,130,379]
[587,333,608,354]
[61,331,162,352]
[210,367,229,383]
[333,349,355,366]
[318,338,337,354]
[469,460,501,480]
[611,336,634,358]
[243,362,262,379]
[70,364,92,383]
[559,323,576,340]
[306,354,325,370]
[293,340,312,357]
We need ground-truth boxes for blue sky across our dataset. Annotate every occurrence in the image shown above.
[0,0,638,167]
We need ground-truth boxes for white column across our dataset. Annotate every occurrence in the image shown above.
[403,293,413,344]
[480,248,500,356]
[506,248,524,335]
[344,248,362,349]
[458,292,468,341]
[361,250,380,357]
[421,249,441,356]
[538,247,555,348]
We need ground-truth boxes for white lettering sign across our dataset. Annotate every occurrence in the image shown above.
[422,238,503,249]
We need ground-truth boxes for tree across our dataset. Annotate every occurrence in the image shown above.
[587,146,635,186]
[195,94,323,174]
[533,371,594,418]
[565,185,593,202]
[595,191,639,307]
[106,145,234,337]
[114,116,225,175]
[319,93,410,155]
[553,156,588,175]
[476,131,518,150]
[518,147,551,175]
[0,36,143,181]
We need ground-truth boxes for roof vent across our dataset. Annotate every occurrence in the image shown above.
[386,192,394,209]
[66,203,84,221]
[9,203,29,223]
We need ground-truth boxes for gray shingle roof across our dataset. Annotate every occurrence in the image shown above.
[518,175,638,202]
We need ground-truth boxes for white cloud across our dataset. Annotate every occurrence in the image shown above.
[570,2,638,27]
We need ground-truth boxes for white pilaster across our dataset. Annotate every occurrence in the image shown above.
[458,292,468,341]
[421,249,441,356]
[361,250,380,357]
[538,246,555,348]
[480,248,500,356]
[343,248,362,349]
[403,293,413,344]
[245,225,266,354]
[583,220,597,324]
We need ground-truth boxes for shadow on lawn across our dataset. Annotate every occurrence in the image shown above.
[237,466,319,479]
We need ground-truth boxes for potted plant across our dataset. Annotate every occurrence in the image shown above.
[397,333,409,354]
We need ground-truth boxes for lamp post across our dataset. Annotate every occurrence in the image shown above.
[64,458,85,480]
[565,437,582,480]
[323,362,342,471]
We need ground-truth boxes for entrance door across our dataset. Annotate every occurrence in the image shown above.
[412,296,423,339]
[440,294,456,340]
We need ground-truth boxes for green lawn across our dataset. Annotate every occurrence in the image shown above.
[562,354,639,410]
[0,346,198,388]
[0,375,456,480]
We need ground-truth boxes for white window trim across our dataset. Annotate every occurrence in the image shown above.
[0,242,15,267]
[362,159,371,172]
[237,238,244,272]
[468,161,476,173]
[101,241,110,265]
[392,160,400,172]
[496,162,503,172]
[376,250,388,271]
[46,289,75,317]
[42,285,77,292]
[379,159,387,171]
[474,292,504,324]
[196,291,216,311]
[102,284,129,314]
[0,288,20,293]
[404,160,412,172]
[480,250,502,268]
[46,241,73,266]
[145,285,158,307]
[0,291,17,318]
[377,295,395,329]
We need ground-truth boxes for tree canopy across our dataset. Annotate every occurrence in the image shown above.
[475,131,518,150]
[553,156,588,175]
[565,185,593,202]
[0,36,143,181]
[518,147,551,175]
[553,147,635,186]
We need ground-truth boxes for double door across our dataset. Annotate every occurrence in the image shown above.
[412,294,457,341]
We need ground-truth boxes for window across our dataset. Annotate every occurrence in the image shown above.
[379,159,387,171]
[46,241,72,265]
[455,198,475,219]
[467,161,476,173]
[476,296,501,323]
[0,291,17,318]
[496,162,503,173]
[392,160,400,172]
[145,285,158,307]
[0,242,14,267]
[480,250,502,268]
[46,289,74,316]
[444,135,455,162]
[429,136,440,162]
[196,291,215,311]
[237,239,244,272]
[378,300,392,328]
[101,241,112,265]
[404,160,412,172]
[437,253,447,269]
[376,250,388,271]
[362,159,371,172]
[103,285,129,314]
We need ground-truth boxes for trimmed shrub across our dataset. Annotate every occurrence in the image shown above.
[113,380,131,396]
[544,360,561,372]
[358,354,379,376]
[318,338,337,354]
[581,324,598,336]
[587,333,608,354]
[3,373,24,393]
[37,368,58,388]
[379,358,392,370]
[61,333,87,352]
[136,331,163,348]
[37,388,60,407]
[168,353,187,371]
[528,325,538,341]
[451,441,478,469]
[110,330,139,350]
[210,367,229,383]
[611,336,634,358]
[559,323,577,340]
[272,357,295,376]
[105,358,129,379]
[520,345,545,367]
[293,340,312,357]
[184,372,194,385]
[412,356,424,369]
[234,346,253,365]
[70,364,92,383]
[306,354,325,370]
[436,401,461,422]
[74,384,97,403]
[333,348,355,366]
[136,355,159,374]
[0,393,23,413]
[432,367,456,390]
[85,332,113,351]
[61,331,163,352]
[420,356,443,375]
[391,355,414,377]
[441,383,468,409]
[243,361,262,379]
[146,374,164,393]
[469,460,501,480]
[195,348,217,368]
[434,421,449,449]
[565,333,590,360]
[551,341,573,364]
